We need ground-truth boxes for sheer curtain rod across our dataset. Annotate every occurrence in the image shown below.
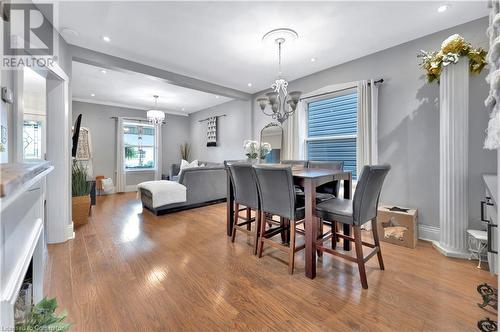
[299,78,384,102]
[109,116,149,123]
[198,114,226,123]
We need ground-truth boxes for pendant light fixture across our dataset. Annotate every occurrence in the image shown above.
[147,95,165,125]
[257,28,302,124]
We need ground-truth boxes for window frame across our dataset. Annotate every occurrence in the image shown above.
[123,121,157,172]
[304,85,358,176]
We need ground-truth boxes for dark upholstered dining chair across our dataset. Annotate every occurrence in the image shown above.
[252,165,306,274]
[228,163,261,255]
[281,160,308,168]
[315,165,391,289]
[308,160,344,197]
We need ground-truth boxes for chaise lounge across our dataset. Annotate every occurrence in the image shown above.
[139,162,227,215]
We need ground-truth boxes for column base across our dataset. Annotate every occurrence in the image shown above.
[432,241,470,259]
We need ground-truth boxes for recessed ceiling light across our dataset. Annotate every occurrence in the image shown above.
[215,95,220,99]
[100,69,107,74]
[310,57,317,62]
[182,107,186,111]
[102,35,111,42]
[90,93,95,97]
[247,83,252,87]
[437,5,448,13]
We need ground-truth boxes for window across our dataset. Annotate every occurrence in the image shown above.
[23,116,45,160]
[123,122,156,170]
[22,67,46,161]
[306,88,358,179]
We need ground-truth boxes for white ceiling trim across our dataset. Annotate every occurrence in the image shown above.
[72,98,189,117]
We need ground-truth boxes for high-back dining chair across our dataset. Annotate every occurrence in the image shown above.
[252,165,306,274]
[315,165,391,289]
[281,160,308,168]
[228,163,261,254]
[308,160,344,197]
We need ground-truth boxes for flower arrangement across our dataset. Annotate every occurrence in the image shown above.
[243,140,272,160]
[417,34,487,83]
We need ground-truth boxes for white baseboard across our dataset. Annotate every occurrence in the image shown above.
[65,222,75,240]
[418,225,440,242]
[125,185,137,192]
[418,225,471,259]
[432,241,470,259]
[100,187,116,195]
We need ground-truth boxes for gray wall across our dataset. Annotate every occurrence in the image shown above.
[189,99,252,162]
[72,101,190,187]
[252,17,496,229]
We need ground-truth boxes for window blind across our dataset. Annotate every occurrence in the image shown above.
[306,90,358,178]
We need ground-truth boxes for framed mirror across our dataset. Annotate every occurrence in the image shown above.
[260,122,283,163]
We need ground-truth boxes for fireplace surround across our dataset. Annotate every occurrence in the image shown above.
[0,162,53,329]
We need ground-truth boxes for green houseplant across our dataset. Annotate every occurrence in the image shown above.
[15,297,71,331]
[72,162,92,226]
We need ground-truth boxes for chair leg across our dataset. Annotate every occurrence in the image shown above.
[353,225,368,289]
[253,210,261,255]
[371,218,385,270]
[288,220,296,274]
[317,219,323,257]
[258,211,266,258]
[231,203,239,243]
[267,213,273,227]
[246,207,252,231]
[281,218,290,244]
[331,221,337,250]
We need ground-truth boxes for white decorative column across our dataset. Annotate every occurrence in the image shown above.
[433,60,470,258]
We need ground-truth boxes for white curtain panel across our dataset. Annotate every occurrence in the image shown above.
[356,80,379,175]
[115,117,126,193]
[154,124,162,180]
[284,101,306,159]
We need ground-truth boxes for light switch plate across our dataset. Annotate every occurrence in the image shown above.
[1,87,13,104]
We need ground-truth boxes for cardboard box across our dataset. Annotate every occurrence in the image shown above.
[376,205,418,249]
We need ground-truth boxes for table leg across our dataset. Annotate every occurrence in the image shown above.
[343,174,352,251]
[304,178,317,279]
[226,171,234,236]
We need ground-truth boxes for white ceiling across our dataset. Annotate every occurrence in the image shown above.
[56,1,488,108]
[71,61,232,114]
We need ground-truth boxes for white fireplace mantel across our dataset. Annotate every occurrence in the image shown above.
[0,162,53,330]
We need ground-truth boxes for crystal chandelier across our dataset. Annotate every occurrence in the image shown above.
[257,28,302,124]
[147,95,165,125]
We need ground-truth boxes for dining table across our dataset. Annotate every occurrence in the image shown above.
[225,164,353,279]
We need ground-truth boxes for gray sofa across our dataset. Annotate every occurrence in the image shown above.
[140,161,227,215]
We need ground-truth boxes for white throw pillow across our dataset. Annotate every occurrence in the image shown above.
[180,159,199,172]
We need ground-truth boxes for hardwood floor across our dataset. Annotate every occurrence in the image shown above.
[45,193,496,331]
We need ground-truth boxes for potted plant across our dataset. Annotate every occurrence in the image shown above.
[16,297,71,331]
[71,162,92,226]
[243,140,272,162]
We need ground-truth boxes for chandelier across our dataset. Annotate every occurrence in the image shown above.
[257,28,302,124]
[146,95,165,125]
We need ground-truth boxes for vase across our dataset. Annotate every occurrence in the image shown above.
[72,195,90,226]
[433,59,469,258]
